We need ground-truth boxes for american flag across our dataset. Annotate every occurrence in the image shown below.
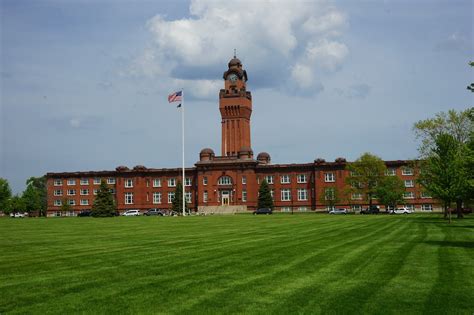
[168,90,182,103]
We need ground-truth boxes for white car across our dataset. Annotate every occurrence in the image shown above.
[329,208,347,215]
[391,207,412,214]
[122,210,140,216]
[10,212,27,218]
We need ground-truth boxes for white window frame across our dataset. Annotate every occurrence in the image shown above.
[281,207,291,212]
[168,178,176,187]
[385,168,396,176]
[93,189,98,195]
[281,189,291,201]
[93,178,101,185]
[218,176,232,185]
[153,192,162,204]
[324,173,335,183]
[54,179,62,186]
[402,168,413,176]
[185,192,192,203]
[297,189,307,201]
[153,179,161,187]
[298,207,308,212]
[265,175,274,184]
[403,192,415,199]
[421,191,432,198]
[297,174,307,183]
[404,180,414,188]
[67,189,76,196]
[125,179,133,188]
[109,188,116,194]
[351,205,362,212]
[203,177,208,185]
[54,200,62,206]
[168,192,175,204]
[80,189,89,196]
[421,204,433,211]
[203,191,208,203]
[67,179,76,186]
[80,199,89,206]
[125,192,134,204]
[185,177,192,187]
[242,176,247,185]
[80,178,89,185]
[107,178,116,184]
[242,190,247,202]
[280,175,290,184]
[351,193,362,200]
[405,204,415,211]
[54,190,63,196]
[68,199,76,206]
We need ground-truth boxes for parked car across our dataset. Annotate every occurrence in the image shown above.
[77,210,92,217]
[122,209,140,216]
[449,207,473,214]
[390,207,412,214]
[329,208,347,215]
[360,206,380,214]
[144,209,165,216]
[253,208,272,215]
[10,212,27,218]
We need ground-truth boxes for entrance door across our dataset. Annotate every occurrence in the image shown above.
[221,190,230,206]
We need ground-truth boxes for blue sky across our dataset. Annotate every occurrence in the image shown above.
[1,0,472,193]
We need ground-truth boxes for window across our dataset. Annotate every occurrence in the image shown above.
[153,179,161,187]
[270,189,274,199]
[324,173,335,182]
[185,177,192,186]
[107,178,116,184]
[265,175,274,184]
[68,199,76,206]
[67,179,76,186]
[80,178,89,185]
[185,192,192,203]
[203,177,208,185]
[109,188,116,194]
[242,190,247,202]
[80,189,89,196]
[351,193,362,200]
[218,176,232,185]
[326,206,335,211]
[351,205,362,212]
[54,200,62,206]
[324,188,335,200]
[281,207,291,212]
[153,192,162,204]
[297,189,307,201]
[93,178,101,185]
[420,191,431,198]
[125,192,133,204]
[168,192,175,203]
[280,175,290,184]
[404,180,414,188]
[403,192,415,199]
[125,179,133,188]
[402,167,413,176]
[168,178,176,187]
[54,190,63,196]
[54,179,62,186]
[298,207,308,212]
[422,204,433,211]
[93,189,98,195]
[80,199,89,205]
[281,189,291,201]
[242,176,247,185]
[351,181,363,189]
[67,189,76,196]
[297,174,307,183]
[203,191,208,203]
[385,168,396,176]
[405,204,414,211]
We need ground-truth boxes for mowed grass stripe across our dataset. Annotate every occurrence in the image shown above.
[0,215,473,314]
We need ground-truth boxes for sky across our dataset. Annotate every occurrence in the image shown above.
[1,0,472,194]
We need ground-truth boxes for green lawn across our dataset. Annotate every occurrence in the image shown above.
[0,214,473,314]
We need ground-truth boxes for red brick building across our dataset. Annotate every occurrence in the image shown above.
[46,57,438,216]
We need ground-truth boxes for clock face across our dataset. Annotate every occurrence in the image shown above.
[228,73,238,83]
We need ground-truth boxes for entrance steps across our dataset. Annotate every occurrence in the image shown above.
[197,205,247,215]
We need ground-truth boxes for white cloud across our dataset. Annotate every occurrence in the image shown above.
[129,0,349,98]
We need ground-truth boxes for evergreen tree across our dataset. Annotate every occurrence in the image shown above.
[171,181,187,215]
[0,178,12,213]
[91,180,116,217]
[257,179,274,210]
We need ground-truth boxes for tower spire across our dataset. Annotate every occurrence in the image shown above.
[233,48,236,58]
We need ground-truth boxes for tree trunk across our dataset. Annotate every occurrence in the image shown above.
[444,203,448,219]
[456,199,464,219]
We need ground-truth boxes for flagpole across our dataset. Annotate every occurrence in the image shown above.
[181,89,185,216]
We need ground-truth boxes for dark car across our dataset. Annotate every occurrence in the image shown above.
[360,206,380,215]
[144,209,165,216]
[77,211,92,217]
[253,208,273,215]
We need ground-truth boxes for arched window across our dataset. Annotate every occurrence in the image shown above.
[218,176,233,185]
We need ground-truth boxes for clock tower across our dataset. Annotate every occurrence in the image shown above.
[219,55,252,157]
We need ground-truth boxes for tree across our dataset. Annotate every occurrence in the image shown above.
[468,61,474,92]
[413,108,473,158]
[60,199,72,213]
[257,179,274,210]
[171,181,187,215]
[375,176,405,211]
[319,187,343,211]
[346,153,387,211]
[418,134,472,222]
[91,180,116,217]
[8,195,26,214]
[22,176,47,216]
[0,178,12,213]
